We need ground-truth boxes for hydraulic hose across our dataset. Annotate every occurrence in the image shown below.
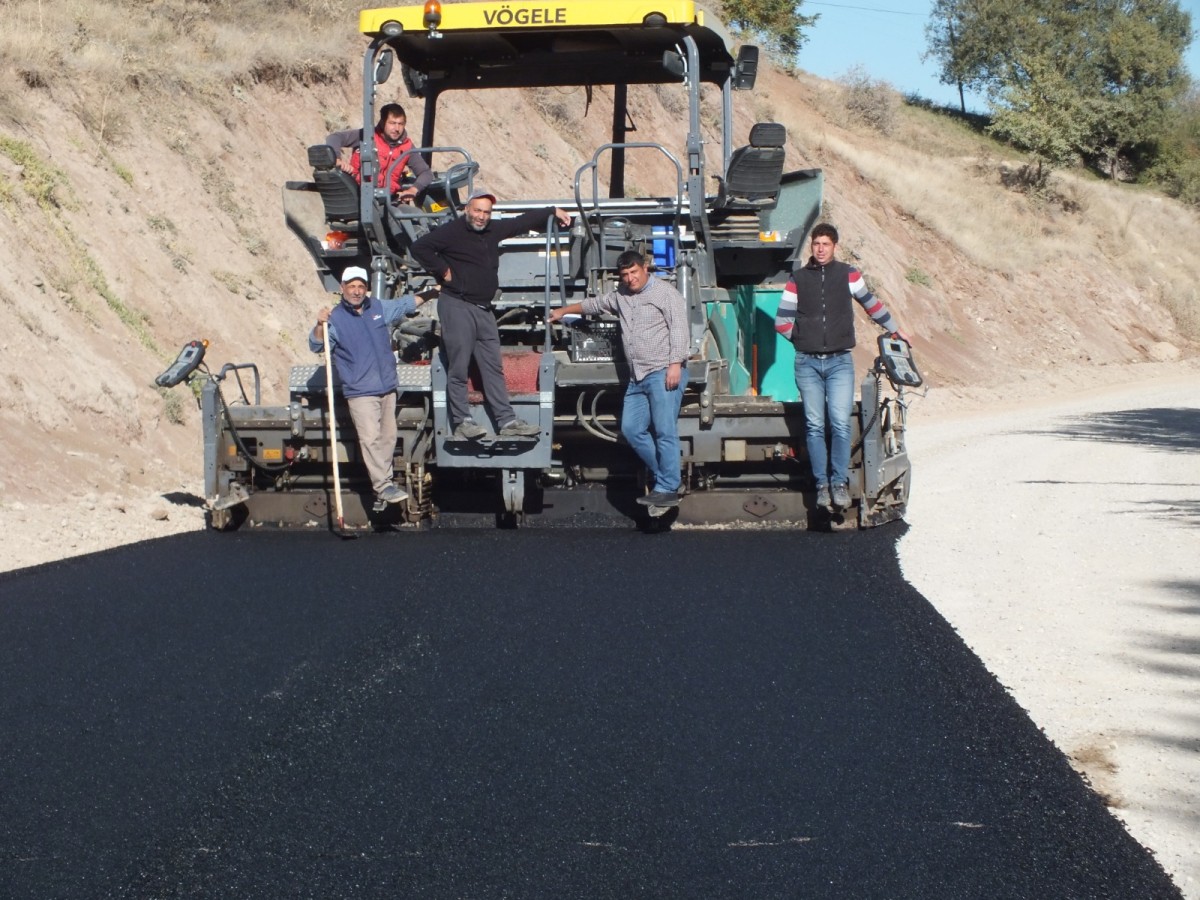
[576,390,619,443]
[215,380,291,474]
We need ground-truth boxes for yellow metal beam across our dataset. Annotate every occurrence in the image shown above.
[360,0,702,35]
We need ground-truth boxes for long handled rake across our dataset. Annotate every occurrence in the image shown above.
[322,326,357,539]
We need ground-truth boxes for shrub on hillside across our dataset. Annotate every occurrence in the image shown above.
[531,88,575,127]
[840,66,897,136]
[1146,157,1200,207]
[654,83,687,117]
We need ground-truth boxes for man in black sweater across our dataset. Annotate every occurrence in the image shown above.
[413,190,572,440]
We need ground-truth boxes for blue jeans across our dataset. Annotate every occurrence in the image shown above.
[794,351,855,488]
[622,367,688,493]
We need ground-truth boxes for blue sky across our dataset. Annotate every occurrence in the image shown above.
[795,0,1200,112]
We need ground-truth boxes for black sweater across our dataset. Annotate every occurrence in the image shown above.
[411,207,554,307]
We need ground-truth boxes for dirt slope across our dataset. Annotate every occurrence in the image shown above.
[0,40,1195,517]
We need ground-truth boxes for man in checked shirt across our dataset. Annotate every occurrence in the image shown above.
[549,250,691,507]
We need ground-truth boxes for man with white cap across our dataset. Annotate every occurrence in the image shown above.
[412,190,572,440]
[309,267,437,506]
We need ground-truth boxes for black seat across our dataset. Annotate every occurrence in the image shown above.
[308,144,361,226]
[719,122,786,209]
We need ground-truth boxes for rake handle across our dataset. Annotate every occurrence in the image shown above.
[321,326,346,529]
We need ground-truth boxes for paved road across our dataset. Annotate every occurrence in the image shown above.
[0,528,1180,898]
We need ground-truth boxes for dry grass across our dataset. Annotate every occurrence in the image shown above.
[4,0,1197,343]
[787,87,1200,340]
[1066,178,1200,338]
[820,131,1071,272]
[654,83,688,118]
[530,88,578,127]
[833,110,1183,310]
[1,0,356,119]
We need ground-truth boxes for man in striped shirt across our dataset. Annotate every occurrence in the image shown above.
[774,223,908,513]
[549,251,691,507]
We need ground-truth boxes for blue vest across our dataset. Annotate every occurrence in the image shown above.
[328,297,399,398]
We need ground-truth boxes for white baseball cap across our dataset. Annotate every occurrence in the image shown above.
[340,266,369,285]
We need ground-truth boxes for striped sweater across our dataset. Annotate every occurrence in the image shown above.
[774,258,897,353]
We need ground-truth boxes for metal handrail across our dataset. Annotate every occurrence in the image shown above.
[572,143,684,290]
[381,145,476,211]
[542,214,569,353]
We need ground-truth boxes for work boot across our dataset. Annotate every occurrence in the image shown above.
[830,482,851,511]
[378,483,408,504]
[499,418,539,437]
[636,490,680,507]
[815,483,832,511]
[452,418,488,441]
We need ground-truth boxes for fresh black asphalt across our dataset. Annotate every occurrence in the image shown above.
[0,527,1181,898]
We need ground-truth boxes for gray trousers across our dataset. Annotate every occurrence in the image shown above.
[346,391,397,495]
[439,293,514,427]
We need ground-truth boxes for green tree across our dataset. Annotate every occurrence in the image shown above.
[1086,0,1194,178]
[722,0,818,64]
[923,0,1014,113]
[1144,86,1200,205]
[925,0,1193,178]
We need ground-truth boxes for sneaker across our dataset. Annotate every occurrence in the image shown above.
[452,418,488,441]
[499,418,539,437]
[815,483,832,511]
[636,490,680,507]
[378,483,408,504]
[830,482,851,510]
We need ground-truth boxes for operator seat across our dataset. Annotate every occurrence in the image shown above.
[308,143,361,228]
[718,122,787,209]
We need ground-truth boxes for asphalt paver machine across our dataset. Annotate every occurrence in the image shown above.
[186,0,915,530]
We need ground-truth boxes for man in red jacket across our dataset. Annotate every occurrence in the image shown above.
[325,103,433,204]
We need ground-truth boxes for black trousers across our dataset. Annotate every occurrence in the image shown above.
[439,293,515,428]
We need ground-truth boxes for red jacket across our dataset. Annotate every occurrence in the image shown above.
[350,130,414,194]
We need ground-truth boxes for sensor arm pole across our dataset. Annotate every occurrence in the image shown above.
[359,38,389,227]
[610,83,627,198]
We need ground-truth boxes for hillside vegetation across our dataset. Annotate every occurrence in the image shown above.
[1,0,1198,509]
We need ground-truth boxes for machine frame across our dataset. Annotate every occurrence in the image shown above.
[198,0,912,530]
